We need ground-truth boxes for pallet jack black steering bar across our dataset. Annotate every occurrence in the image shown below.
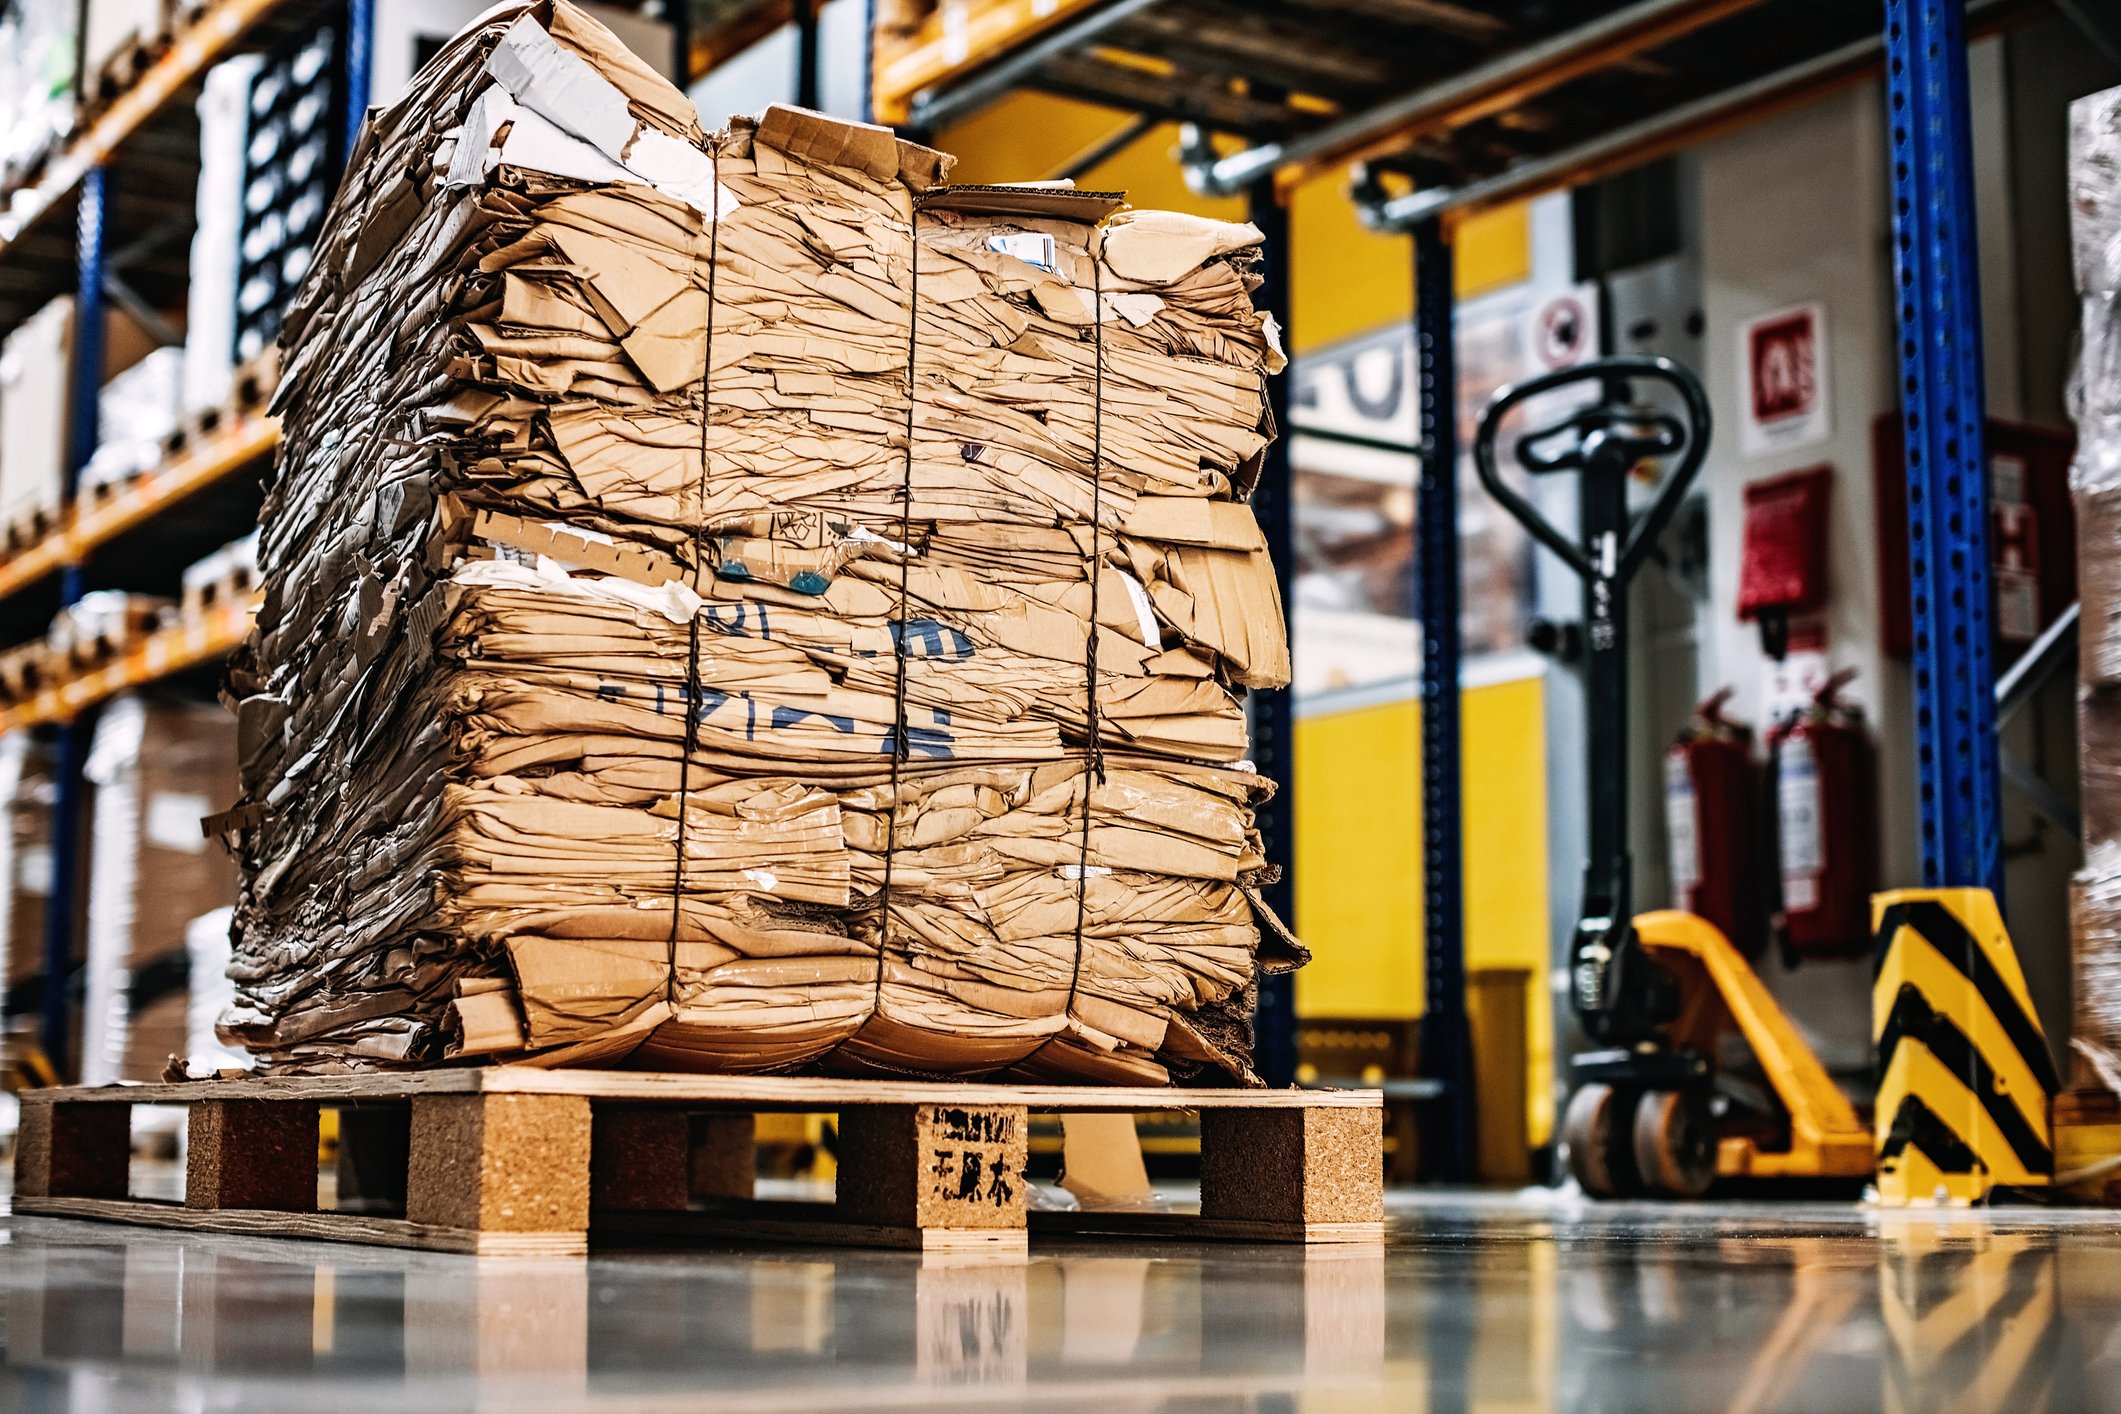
[1473,357,1711,1049]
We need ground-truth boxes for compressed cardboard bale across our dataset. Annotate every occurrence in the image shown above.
[217,0,1299,1085]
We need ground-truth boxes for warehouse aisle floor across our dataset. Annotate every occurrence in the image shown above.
[3,1187,2119,1411]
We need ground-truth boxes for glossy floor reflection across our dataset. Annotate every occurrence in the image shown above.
[5,1190,2121,1411]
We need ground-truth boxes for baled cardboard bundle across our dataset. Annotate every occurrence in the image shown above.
[220,0,1298,1084]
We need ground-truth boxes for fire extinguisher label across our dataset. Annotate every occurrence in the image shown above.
[1779,735,1824,911]
[1665,751,1700,898]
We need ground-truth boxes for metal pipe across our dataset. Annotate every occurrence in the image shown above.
[906,0,1163,131]
[1413,217,1473,1182]
[1186,0,1762,198]
[343,0,375,157]
[43,166,109,1073]
[1994,601,2078,729]
[1354,0,2020,232]
[794,0,821,111]
[1248,120,1299,1093]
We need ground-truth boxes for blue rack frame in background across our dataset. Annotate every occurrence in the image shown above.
[1883,0,2002,895]
[32,0,378,1065]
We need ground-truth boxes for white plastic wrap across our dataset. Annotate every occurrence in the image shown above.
[2072,87,2121,494]
[184,905,249,1074]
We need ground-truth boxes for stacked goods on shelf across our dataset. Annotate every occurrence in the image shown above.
[0,0,76,190]
[82,0,175,96]
[182,532,260,616]
[221,0,1296,1082]
[187,54,266,416]
[234,25,345,365]
[50,591,172,666]
[0,733,57,1036]
[2071,87,2121,1098]
[0,300,72,542]
[80,694,239,1084]
[85,347,188,493]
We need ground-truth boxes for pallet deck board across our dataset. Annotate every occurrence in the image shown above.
[14,1071,1386,1254]
[12,1195,585,1257]
[19,1070,1383,1111]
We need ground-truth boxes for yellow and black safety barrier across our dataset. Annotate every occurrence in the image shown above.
[1873,888,2058,1205]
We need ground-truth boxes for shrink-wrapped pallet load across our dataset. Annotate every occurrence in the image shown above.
[2071,87,2121,1092]
[219,0,1299,1084]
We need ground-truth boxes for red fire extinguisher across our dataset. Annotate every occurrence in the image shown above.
[1665,689,1766,959]
[1770,668,1879,962]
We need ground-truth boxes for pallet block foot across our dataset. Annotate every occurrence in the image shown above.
[15,1101,130,1200]
[591,1108,690,1211]
[836,1103,1028,1243]
[187,1100,318,1211]
[407,1093,590,1240]
[690,1112,757,1202]
[1200,1105,1384,1229]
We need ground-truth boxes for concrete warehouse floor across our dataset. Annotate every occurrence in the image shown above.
[3,1183,2120,1412]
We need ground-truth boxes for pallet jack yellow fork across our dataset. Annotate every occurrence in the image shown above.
[1634,911,1873,1183]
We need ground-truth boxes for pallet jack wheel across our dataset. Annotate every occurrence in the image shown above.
[1631,1088,1717,1198]
[1563,1083,1639,1198]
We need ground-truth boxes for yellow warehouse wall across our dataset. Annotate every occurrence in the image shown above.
[939,94,1551,1142]
[1294,675,1554,1145]
[937,95,1532,353]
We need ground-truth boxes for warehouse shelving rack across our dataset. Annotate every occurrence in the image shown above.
[0,0,812,1074]
[868,0,2081,1176]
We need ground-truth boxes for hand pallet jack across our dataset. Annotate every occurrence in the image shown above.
[1473,356,1872,1198]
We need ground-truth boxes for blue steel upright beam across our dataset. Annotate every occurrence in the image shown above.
[1248,172,1298,1090]
[344,0,375,155]
[1414,218,1473,1181]
[1883,0,1999,893]
[42,168,110,1069]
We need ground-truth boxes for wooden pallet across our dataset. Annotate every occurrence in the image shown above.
[12,1070,1385,1257]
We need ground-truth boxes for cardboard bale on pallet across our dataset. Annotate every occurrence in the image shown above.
[80,694,239,1085]
[219,0,1298,1084]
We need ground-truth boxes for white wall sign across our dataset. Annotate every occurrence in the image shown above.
[1738,301,1830,456]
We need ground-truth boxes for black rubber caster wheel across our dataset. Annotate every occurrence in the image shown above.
[1631,1088,1717,1198]
[1563,1082,1640,1198]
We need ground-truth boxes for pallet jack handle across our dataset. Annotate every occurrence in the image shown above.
[1472,356,1712,1046]
[1471,355,1712,589]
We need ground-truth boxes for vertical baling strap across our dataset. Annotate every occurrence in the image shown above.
[666,143,724,1009]
[1059,245,1109,1030]
[870,204,923,1023]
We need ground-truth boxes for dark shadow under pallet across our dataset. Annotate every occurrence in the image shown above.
[13,1069,1386,1256]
